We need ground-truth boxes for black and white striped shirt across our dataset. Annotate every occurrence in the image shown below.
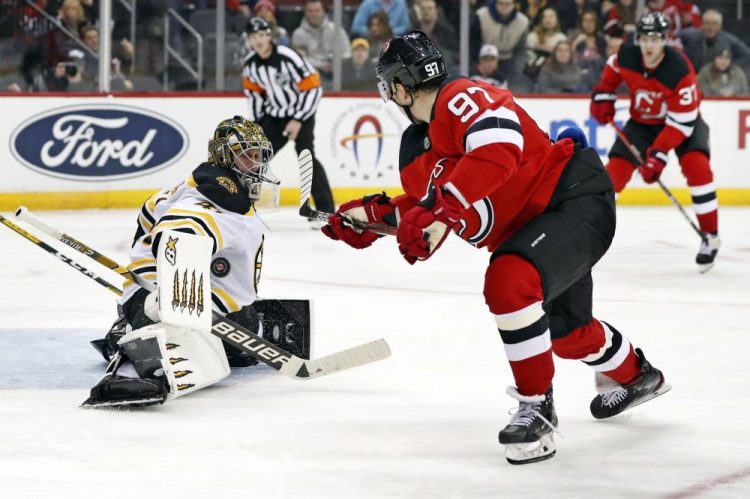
[242,45,323,122]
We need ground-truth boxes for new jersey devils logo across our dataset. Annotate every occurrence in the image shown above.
[633,90,666,118]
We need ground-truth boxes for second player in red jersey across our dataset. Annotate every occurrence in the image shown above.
[590,11,720,271]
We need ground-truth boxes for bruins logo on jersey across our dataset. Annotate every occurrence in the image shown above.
[216,176,239,194]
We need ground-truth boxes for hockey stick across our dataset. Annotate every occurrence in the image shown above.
[0,214,124,296]
[297,149,398,236]
[12,207,391,379]
[609,121,708,244]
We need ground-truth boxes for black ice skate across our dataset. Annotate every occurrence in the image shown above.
[82,353,169,409]
[499,386,558,465]
[696,233,720,273]
[590,348,671,419]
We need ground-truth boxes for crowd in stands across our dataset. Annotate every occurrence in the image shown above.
[1,0,748,96]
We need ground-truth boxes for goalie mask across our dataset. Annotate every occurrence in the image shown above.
[208,116,279,207]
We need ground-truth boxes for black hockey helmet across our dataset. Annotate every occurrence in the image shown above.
[246,16,271,35]
[636,12,670,39]
[376,30,447,102]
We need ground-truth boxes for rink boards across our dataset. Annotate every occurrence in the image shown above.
[0,93,748,210]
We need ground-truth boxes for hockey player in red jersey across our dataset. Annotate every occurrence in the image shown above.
[591,12,720,272]
[321,31,670,464]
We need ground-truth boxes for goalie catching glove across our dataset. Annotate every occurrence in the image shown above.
[397,184,462,264]
[322,193,397,249]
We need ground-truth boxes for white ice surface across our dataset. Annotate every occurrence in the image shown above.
[0,206,748,499]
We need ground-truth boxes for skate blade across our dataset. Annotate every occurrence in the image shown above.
[628,381,672,411]
[80,396,165,409]
[504,434,556,465]
[698,262,715,274]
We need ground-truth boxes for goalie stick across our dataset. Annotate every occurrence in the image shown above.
[297,149,398,236]
[11,207,391,379]
[609,121,708,245]
[0,214,124,296]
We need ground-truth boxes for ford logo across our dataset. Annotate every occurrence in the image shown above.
[10,104,188,181]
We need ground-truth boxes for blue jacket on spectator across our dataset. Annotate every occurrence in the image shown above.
[351,0,411,37]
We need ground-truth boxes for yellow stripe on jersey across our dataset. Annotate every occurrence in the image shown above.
[164,208,224,250]
[153,219,210,240]
[145,192,160,214]
[138,212,154,231]
[127,257,156,273]
[213,287,240,313]
[186,175,198,188]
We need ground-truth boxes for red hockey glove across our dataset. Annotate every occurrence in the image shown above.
[590,89,617,125]
[640,148,668,184]
[321,193,394,249]
[397,185,462,265]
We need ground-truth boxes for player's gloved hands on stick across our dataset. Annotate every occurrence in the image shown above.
[640,148,668,184]
[322,193,394,249]
[590,88,617,125]
[397,185,462,264]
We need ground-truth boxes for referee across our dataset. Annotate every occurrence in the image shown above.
[242,16,335,214]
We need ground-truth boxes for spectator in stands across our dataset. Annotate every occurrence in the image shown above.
[527,8,566,56]
[47,0,87,61]
[79,24,134,90]
[571,9,606,64]
[254,0,289,46]
[366,11,393,64]
[470,0,529,84]
[680,9,750,78]
[536,40,583,93]
[341,37,379,92]
[351,0,411,37]
[525,7,565,79]
[470,43,507,88]
[605,0,637,33]
[518,0,554,26]
[697,47,749,97]
[292,0,349,88]
[573,11,607,93]
[42,0,88,90]
[415,0,457,66]
[556,0,598,36]
[645,0,701,39]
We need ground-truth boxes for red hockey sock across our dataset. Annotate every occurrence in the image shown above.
[605,157,636,193]
[553,319,640,384]
[485,254,552,396]
[680,151,718,234]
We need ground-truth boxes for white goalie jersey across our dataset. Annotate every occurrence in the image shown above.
[121,162,265,314]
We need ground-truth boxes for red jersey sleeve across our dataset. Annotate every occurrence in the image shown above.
[432,82,525,207]
[597,53,625,93]
[652,71,700,152]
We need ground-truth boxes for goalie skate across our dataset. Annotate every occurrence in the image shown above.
[499,386,558,465]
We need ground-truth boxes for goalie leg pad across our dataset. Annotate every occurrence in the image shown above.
[156,323,231,399]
